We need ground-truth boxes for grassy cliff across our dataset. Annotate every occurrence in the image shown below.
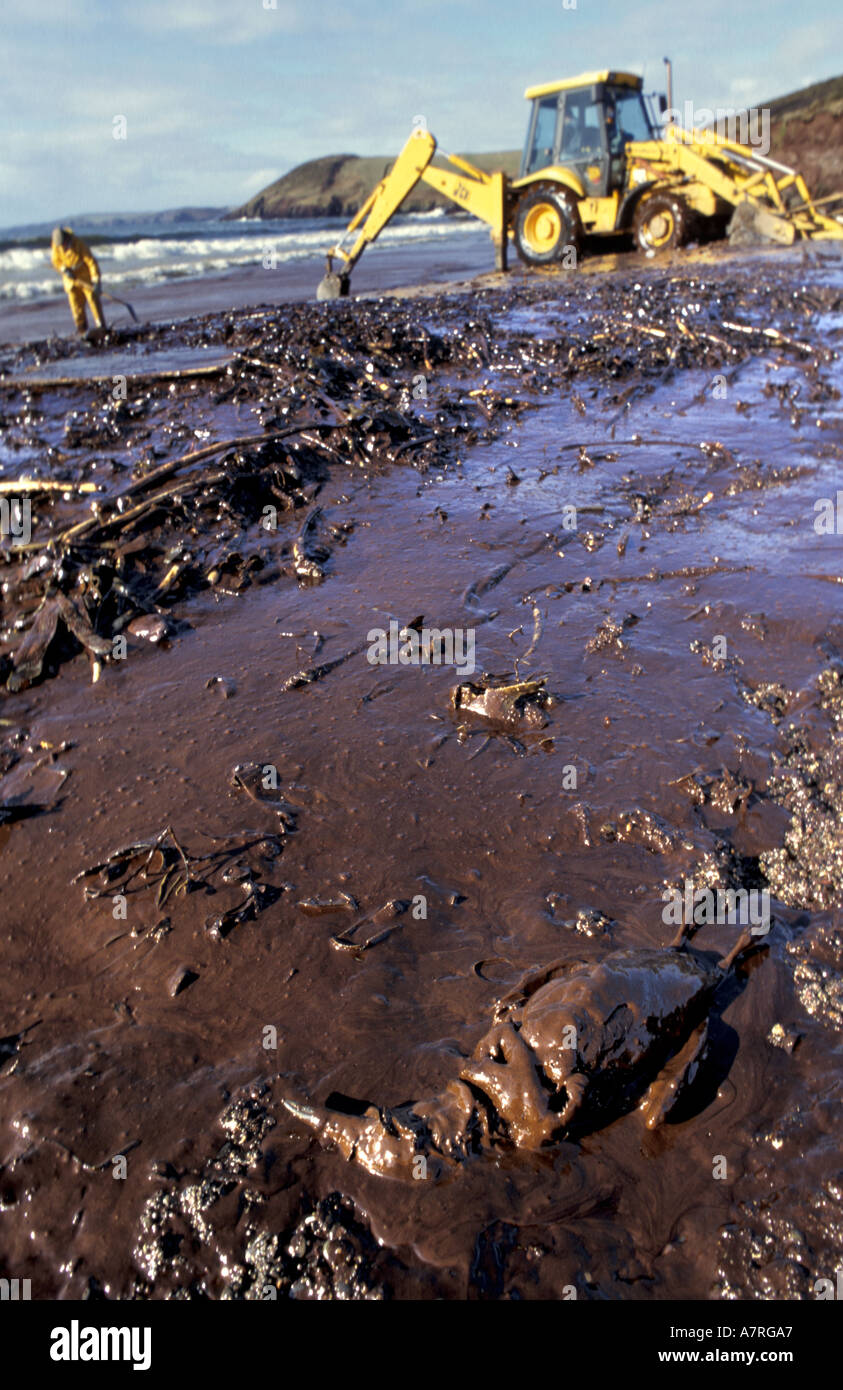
[227,150,522,220]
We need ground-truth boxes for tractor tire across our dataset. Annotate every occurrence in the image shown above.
[514,186,582,267]
[632,193,688,253]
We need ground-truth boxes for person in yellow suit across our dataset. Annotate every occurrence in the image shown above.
[50,226,107,336]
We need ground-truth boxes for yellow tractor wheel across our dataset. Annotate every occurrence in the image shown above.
[514,186,581,267]
[632,193,688,253]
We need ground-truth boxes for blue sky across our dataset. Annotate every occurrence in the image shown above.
[2,0,841,226]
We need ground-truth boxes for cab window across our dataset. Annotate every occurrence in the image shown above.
[609,88,653,144]
[526,97,559,173]
[559,92,603,159]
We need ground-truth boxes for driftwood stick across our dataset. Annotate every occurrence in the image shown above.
[1,362,230,392]
[123,423,333,497]
[0,479,101,495]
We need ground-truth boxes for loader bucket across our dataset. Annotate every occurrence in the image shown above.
[727,200,796,247]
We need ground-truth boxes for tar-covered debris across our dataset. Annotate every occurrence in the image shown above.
[131,1087,386,1299]
[761,666,843,908]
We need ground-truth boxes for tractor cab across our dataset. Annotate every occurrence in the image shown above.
[521,71,657,198]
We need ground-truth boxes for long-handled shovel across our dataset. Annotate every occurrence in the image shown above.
[100,289,139,323]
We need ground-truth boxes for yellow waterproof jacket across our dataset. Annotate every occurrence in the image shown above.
[51,232,100,287]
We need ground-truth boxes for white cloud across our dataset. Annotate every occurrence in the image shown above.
[126,0,302,44]
[4,0,82,21]
[239,167,283,194]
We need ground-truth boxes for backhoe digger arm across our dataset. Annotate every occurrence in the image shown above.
[318,130,437,296]
[317,130,510,298]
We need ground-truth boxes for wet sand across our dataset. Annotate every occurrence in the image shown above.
[1,240,843,1299]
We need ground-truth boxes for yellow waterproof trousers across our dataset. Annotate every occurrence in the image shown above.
[65,279,105,333]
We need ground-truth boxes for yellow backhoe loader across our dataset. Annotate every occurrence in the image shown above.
[316,69,843,298]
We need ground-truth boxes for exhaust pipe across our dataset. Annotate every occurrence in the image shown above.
[663,56,673,113]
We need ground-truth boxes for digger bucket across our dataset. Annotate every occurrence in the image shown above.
[316,265,350,301]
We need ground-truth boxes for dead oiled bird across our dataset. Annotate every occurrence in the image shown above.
[283,920,763,1179]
